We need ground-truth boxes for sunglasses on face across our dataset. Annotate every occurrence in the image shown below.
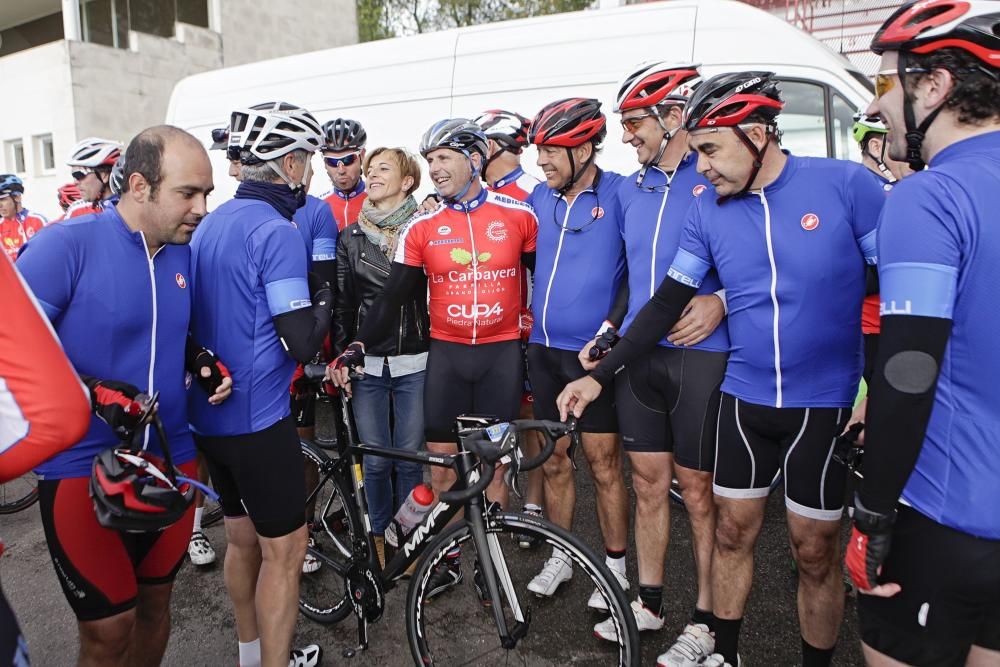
[875,67,929,98]
[620,112,656,133]
[324,153,360,169]
[226,145,241,161]
[71,168,96,181]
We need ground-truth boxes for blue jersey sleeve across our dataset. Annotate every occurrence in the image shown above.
[251,220,312,317]
[310,202,338,262]
[847,164,883,265]
[14,225,77,322]
[667,198,713,289]
[878,176,960,320]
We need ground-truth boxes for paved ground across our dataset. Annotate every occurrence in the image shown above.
[1,406,865,666]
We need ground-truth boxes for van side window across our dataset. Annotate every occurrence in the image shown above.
[831,94,858,161]
[776,80,827,158]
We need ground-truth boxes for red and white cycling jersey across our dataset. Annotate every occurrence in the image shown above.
[1,209,48,263]
[0,254,90,482]
[63,198,105,220]
[489,167,540,203]
[322,181,367,231]
[395,189,537,345]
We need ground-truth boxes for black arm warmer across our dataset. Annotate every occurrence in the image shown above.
[590,278,696,386]
[313,259,337,294]
[605,273,630,329]
[521,251,535,274]
[183,335,201,372]
[273,293,333,364]
[354,262,425,345]
[332,239,354,354]
[859,314,952,514]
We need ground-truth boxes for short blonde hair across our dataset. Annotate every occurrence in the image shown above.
[363,147,421,196]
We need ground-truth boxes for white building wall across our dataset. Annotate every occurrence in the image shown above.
[218,0,357,67]
[0,41,77,220]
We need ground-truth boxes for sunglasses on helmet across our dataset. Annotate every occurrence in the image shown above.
[324,152,360,168]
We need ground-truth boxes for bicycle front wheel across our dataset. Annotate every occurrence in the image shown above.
[406,511,640,666]
[0,472,38,514]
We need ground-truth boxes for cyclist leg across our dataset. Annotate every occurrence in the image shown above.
[38,477,146,666]
[614,352,673,620]
[857,505,1000,667]
[0,576,28,667]
[666,348,726,621]
[710,394,782,666]
[423,340,474,498]
[783,406,849,658]
[519,344,545,515]
[188,451,217,566]
[470,340,523,508]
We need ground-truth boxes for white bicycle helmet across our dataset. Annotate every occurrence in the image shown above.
[67,138,123,168]
[229,101,323,165]
[614,61,702,114]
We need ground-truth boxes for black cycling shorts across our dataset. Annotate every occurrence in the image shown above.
[37,463,196,621]
[527,344,617,434]
[0,581,28,666]
[614,346,725,465]
[859,505,1000,666]
[713,394,848,521]
[195,416,305,538]
[424,339,522,443]
[291,392,316,429]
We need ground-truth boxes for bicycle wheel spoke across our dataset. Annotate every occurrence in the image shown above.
[407,514,639,666]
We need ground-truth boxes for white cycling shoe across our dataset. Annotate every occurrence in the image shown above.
[302,537,321,574]
[656,623,715,666]
[587,567,628,611]
[527,555,572,597]
[594,598,664,642]
[702,652,741,667]
[288,643,322,667]
[187,531,216,566]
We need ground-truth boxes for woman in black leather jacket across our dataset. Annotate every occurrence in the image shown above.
[332,147,429,558]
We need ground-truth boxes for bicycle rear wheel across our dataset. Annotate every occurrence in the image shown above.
[0,472,38,514]
[406,511,640,666]
[298,440,359,625]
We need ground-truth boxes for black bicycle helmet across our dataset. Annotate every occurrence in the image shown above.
[0,174,24,197]
[109,156,126,196]
[321,118,367,152]
[474,110,531,152]
[90,448,194,533]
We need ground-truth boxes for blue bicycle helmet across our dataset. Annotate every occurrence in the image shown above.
[0,174,24,197]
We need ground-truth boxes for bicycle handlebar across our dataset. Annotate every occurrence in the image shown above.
[303,363,364,384]
[438,418,576,504]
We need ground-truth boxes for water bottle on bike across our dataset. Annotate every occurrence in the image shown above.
[384,484,435,548]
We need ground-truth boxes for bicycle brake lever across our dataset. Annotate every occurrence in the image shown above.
[566,418,581,472]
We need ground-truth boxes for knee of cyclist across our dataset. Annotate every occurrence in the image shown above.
[714,518,754,553]
[631,470,668,499]
[262,527,308,563]
[79,615,134,654]
[542,451,571,477]
[792,538,838,579]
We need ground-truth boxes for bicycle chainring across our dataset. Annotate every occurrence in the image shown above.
[345,562,384,622]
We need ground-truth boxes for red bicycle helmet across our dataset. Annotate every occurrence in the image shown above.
[615,62,702,113]
[529,98,607,148]
[871,0,1000,72]
[683,71,784,130]
[57,183,82,211]
[90,447,194,533]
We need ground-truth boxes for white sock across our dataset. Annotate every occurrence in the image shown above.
[524,503,542,514]
[606,554,626,574]
[193,506,204,533]
[238,638,261,667]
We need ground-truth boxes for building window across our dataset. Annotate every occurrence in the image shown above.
[5,141,26,175]
[80,0,129,49]
[177,0,210,28]
[34,135,56,174]
[129,0,175,38]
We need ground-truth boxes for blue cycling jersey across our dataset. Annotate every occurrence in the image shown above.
[16,207,195,479]
[292,194,338,268]
[619,156,729,353]
[527,170,627,351]
[668,153,881,408]
[878,131,1000,539]
[188,197,311,436]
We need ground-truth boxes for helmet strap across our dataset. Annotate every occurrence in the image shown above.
[864,139,897,183]
[721,124,772,203]
[899,52,947,172]
[560,145,596,196]
[480,143,508,183]
[443,151,480,207]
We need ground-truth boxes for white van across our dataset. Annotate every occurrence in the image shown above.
[166,0,875,203]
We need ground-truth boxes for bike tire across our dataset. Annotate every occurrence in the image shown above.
[298,439,359,625]
[0,472,39,514]
[405,511,641,666]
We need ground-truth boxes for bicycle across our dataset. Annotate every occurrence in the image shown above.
[296,365,640,665]
[0,471,38,514]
